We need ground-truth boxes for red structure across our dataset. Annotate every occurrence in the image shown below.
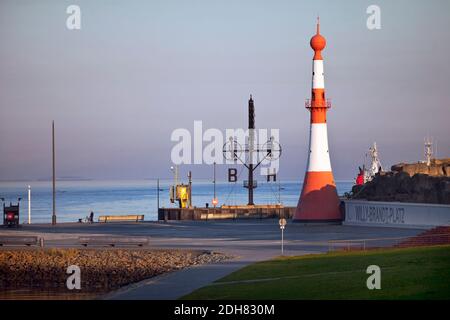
[3,202,20,227]
[293,18,341,222]
[356,167,365,185]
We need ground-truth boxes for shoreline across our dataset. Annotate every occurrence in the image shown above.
[0,248,230,300]
[0,219,426,299]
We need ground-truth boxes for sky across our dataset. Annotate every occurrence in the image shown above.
[0,0,449,181]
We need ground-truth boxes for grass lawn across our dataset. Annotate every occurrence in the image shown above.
[183,245,450,300]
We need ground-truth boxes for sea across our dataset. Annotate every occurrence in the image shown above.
[0,180,355,224]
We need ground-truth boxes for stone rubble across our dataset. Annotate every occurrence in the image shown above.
[0,248,231,293]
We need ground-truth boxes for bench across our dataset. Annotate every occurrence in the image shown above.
[98,215,145,223]
[0,236,42,247]
[78,236,149,247]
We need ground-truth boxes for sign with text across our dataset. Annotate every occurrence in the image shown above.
[344,200,450,228]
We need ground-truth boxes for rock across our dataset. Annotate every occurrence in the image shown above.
[391,158,450,177]
[0,249,232,293]
[444,165,450,177]
[352,170,450,204]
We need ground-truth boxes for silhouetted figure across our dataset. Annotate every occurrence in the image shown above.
[89,211,94,223]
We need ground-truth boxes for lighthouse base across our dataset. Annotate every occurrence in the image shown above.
[293,171,342,222]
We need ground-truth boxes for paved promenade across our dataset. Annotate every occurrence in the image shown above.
[0,219,424,299]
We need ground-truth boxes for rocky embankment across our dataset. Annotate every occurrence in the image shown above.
[351,159,450,204]
[0,249,229,294]
[391,158,450,177]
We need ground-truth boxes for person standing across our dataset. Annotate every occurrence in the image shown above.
[89,211,94,223]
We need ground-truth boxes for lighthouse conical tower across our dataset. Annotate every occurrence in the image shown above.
[293,18,341,222]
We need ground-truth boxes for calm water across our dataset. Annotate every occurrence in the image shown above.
[0,180,354,223]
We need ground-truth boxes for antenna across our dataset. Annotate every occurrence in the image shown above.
[364,142,383,182]
[424,136,433,167]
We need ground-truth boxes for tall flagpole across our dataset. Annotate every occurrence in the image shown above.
[28,185,31,224]
[157,178,160,211]
[52,121,56,225]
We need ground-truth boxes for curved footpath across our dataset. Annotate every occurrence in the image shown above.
[0,219,424,299]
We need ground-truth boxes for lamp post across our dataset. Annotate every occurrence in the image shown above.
[157,178,160,211]
[170,165,179,186]
[279,218,287,255]
[188,171,192,208]
[52,121,56,225]
[27,185,31,224]
[212,162,217,208]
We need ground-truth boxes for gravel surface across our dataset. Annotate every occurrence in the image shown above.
[0,248,230,294]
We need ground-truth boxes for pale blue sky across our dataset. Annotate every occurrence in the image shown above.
[0,0,449,180]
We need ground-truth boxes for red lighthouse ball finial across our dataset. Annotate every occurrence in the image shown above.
[310,17,326,58]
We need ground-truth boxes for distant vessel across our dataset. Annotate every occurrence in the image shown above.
[355,142,383,185]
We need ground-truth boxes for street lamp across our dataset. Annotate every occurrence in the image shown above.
[279,218,287,255]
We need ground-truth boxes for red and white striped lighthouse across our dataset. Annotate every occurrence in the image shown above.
[293,18,341,222]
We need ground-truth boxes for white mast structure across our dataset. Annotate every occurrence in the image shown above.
[364,142,383,182]
[424,137,433,167]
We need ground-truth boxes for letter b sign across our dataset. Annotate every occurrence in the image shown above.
[228,168,237,182]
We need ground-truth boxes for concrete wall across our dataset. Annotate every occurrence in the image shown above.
[343,200,450,229]
[158,206,295,221]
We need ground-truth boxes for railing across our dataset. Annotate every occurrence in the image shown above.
[327,233,450,252]
[305,98,331,109]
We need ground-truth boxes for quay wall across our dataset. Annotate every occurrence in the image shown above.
[158,206,295,221]
[343,200,450,229]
